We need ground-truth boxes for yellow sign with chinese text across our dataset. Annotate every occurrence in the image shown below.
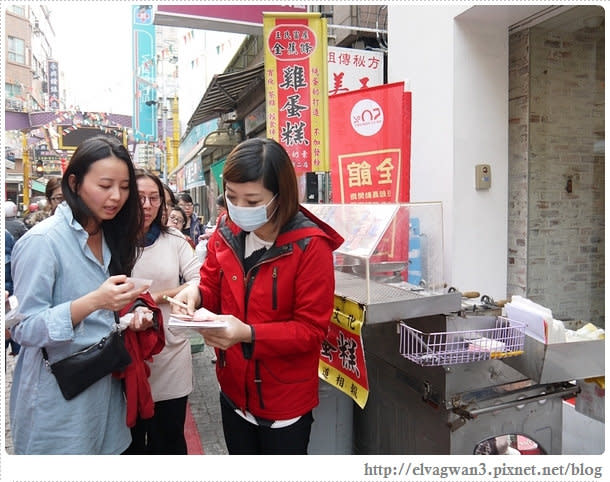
[319,295,369,408]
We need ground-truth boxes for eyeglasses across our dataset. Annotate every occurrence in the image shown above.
[168,215,185,225]
[50,196,63,202]
[139,195,161,206]
[178,202,193,208]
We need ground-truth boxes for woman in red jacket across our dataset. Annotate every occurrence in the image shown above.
[173,138,343,454]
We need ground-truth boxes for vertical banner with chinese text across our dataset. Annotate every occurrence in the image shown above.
[329,81,411,203]
[132,5,157,142]
[319,296,369,408]
[47,60,60,110]
[329,82,412,276]
[263,12,329,173]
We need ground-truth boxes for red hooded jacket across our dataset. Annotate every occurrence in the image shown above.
[199,206,344,421]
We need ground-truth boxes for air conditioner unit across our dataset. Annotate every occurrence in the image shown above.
[222,111,237,122]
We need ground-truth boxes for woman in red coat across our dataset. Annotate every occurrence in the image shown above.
[173,138,343,454]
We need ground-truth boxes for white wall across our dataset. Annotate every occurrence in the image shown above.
[388,4,548,299]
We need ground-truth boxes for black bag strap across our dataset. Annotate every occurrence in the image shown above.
[41,311,120,362]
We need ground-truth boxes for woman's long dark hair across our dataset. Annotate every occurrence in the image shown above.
[61,135,143,275]
[135,169,169,236]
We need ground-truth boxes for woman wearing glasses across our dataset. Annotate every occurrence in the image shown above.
[45,176,64,215]
[166,205,195,249]
[124,169,201,454]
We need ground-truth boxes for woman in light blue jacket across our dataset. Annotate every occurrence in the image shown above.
[10,136,149,454]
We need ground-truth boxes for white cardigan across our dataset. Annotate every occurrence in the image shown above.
[132,227,201,402]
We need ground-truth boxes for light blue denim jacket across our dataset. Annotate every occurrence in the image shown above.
[9,203,131,454]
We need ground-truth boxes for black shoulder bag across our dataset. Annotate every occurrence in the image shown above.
[42,312,132,400]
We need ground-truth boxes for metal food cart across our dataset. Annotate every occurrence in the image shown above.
[307,203,604,455]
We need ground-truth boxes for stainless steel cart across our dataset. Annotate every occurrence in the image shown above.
[335,271,603,454]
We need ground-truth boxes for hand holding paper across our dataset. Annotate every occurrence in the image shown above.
[168,307,229,329]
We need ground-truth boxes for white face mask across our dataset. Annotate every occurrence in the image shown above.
[226,194,277,232]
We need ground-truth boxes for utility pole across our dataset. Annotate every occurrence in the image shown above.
[171,96,179,175]
[161,98,168,183]
[22,131,30,210]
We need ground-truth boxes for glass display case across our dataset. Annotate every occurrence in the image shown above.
[305,202,454,315]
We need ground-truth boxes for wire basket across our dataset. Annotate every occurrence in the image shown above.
[399,316,525,366]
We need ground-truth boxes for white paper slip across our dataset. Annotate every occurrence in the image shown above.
[126,277,153,291]
[168,317,228,329]
[171,307,218,320]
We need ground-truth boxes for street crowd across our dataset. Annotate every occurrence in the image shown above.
[4,135,342,455]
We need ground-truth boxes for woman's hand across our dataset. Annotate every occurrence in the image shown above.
[128,306,155,332]
[170,284,201,316]
[71,275,150,327]
[199,315,252,350]
[95,275,149,312]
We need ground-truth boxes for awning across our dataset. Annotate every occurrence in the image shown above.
[185,63,264,137]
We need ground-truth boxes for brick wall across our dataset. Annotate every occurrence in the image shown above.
[508,26,605,326]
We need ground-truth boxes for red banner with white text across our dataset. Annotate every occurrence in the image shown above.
[329,82,411,203]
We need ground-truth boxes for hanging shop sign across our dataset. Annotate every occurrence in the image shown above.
[155,5,308,36]
[175,167,186,192]
[263,12,329,173]
[319,296,369,408]
[244,102,266,135]
[47,60,60,110]
[58,126,127,150]
[210,158,226,189]
[179,117,219,165]
[184,158,206,190]
[329,81,411,203]
[132,5,157,142]
[328,46,384,96]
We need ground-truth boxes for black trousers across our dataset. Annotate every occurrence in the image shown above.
[124,396,188,455]
[219,392,314,455]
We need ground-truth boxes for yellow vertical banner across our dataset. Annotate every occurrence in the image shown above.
[263,12,329,173]
[319,295,369,408]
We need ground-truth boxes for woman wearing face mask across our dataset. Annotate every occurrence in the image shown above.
[172,138,344,454]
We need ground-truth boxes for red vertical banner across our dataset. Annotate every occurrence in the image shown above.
[263,13,329,173]
[329,82,411,203]
[329,82,412,277]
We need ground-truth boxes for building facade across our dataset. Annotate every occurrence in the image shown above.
[389,5,604,325]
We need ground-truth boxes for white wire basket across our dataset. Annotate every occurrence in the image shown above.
[399,316,526,366]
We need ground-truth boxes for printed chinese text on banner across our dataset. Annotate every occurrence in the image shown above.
[329,81,412,279]
[328,46,384,95]
[263,12,329,173]
[320,296,369,408]
[47,60,60,111]
[329,81,411,203]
